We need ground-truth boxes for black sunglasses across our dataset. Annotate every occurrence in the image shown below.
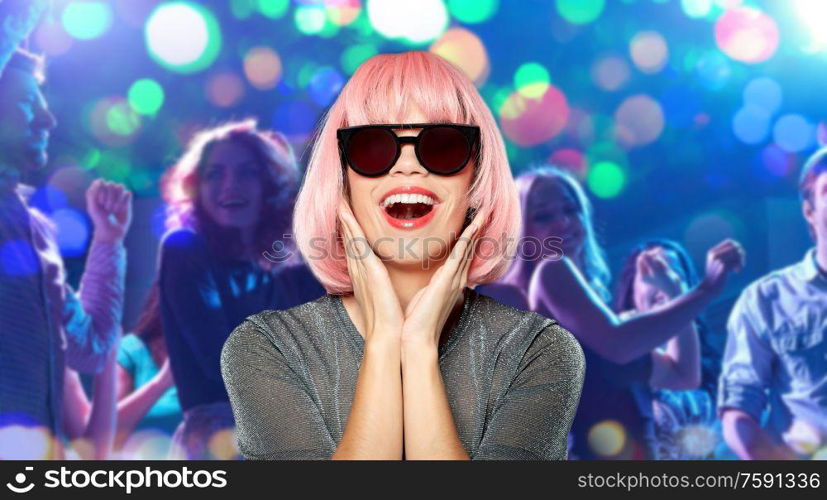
[337,123,480,177]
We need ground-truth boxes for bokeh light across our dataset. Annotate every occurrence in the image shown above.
[591,55,630,91]
[205,72,245,108]
[257,0,290,19]
[695,50,731,91]
[683,210,743,259]
[514,62,551,98]
[714,6,779,64]
[231,0,257,19]
[0,425,54,460]
[34,21,74,56]
[294,5,327,35]
[549,148,588,178]
[743,76,782,115]
[272,100,319,142]
[51,208,90,257]
[326,0,362,27]
[62,1,113,40]
[117,430,174,460]
[208,429,239,460]
[243,47,283,90]
[732,105,770,145]
[145,2,222,73]
[681,0,713,19]
[759,143,797,178]
[630,31,668,74]
[499,85,570,146]
[556,0,605,25]
[128,79,165,116]
[773,114,815,153]
[367,0,449,44]
[308,66,345,107]
[430,28,491,86]
[792,0,827,53]
[588,420,627,457]
[447,0,499,24]
[563,108,596,145]
[88,97,142,148]
[614,94,664,148]
[341,43,378,75]
[587,161,626,198]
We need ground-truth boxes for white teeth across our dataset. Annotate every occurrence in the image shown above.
[381,193,436,207]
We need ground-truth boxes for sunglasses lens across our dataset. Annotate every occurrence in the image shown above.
[346,127,397,175]
[418,126,472,174]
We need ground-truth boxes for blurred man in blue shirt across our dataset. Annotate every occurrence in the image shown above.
[719,147,827,460]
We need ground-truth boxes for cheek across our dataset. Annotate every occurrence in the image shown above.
[198,183,215,206]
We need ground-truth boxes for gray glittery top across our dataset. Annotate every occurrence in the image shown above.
[220,288,585,460]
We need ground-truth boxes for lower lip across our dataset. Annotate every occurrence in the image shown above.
[380,204,438,230]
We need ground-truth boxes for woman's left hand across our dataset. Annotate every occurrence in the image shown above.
[400,213,483,352]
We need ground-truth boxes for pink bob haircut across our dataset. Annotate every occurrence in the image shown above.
[293,51,522,294]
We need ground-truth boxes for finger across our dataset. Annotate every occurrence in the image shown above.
[101,183,114,212]
[446,219,479,278]
[86,179,100,203]
[112,187,128,215]
[118,190,133,218]
[458,230,478,288]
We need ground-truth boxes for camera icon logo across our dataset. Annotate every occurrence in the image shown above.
[6,467,35,494]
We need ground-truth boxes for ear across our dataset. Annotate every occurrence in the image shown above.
[803,197,815,224]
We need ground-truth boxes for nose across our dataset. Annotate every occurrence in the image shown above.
[388,142,427,177]
[35,105,57,131]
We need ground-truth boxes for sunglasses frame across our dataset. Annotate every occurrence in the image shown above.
[337,123,481,177]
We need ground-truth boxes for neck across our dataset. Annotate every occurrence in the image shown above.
[384,259,442,312]
[340,255,467,344]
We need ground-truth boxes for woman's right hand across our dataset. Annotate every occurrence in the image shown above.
[338,201,404,346]
[699,238,745,297]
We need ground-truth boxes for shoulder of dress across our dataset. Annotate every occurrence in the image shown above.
[159,227,205,254]
[469,290,559,346]
[241,295,330,341]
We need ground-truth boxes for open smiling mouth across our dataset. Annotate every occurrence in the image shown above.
[380,193,438,229]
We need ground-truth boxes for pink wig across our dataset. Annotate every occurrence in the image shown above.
[293,51,521,294]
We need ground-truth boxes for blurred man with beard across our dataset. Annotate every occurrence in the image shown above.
[0,46,132,458]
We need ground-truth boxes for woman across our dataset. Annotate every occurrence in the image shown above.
[615,239,722,459]
[114,282,181,453]
[221,51,585,460]
[159,120,325,459]
[484,166,745,459]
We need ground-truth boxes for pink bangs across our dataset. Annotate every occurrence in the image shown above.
[293,51,521,294]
